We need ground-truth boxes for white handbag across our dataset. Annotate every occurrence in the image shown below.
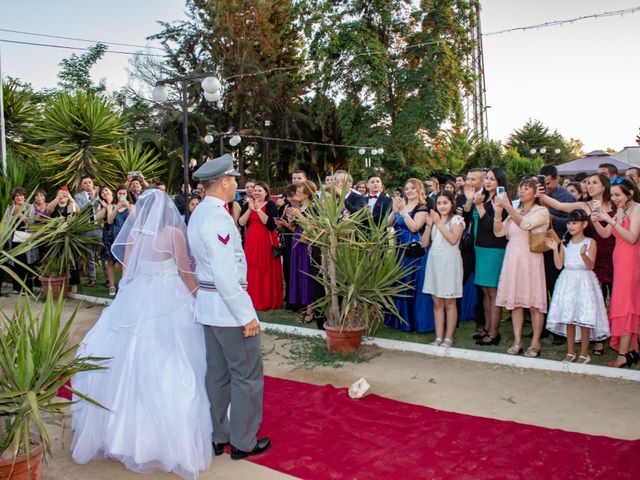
[12,230,33,243]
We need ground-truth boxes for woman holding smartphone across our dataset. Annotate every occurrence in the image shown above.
[110,185,133,246]
[538,172,615,355]
[471,168,509,346]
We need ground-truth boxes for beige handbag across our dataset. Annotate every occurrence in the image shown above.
[528,227,560,254]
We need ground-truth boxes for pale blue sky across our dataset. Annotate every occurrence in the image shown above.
[2,0,639,152]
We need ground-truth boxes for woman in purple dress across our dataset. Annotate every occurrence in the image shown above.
[284,181,319,323]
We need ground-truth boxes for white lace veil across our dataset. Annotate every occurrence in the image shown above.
[111,189,195,284]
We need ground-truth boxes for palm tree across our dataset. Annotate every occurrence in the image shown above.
[39,91,128,188]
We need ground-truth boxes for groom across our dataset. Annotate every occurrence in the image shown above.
[187,154,271,460]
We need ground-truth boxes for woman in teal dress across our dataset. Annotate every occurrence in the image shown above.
[472,168,508,345]
[384,178,435,333]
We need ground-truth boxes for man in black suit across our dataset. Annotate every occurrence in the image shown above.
[365,173,392,225]
[333,170,366,214]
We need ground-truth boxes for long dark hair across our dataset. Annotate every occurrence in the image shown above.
[563,208,589,245]
[585,173,611,203]
[435,190,456,217]
[611,177,640,204]
[254,181,271,200]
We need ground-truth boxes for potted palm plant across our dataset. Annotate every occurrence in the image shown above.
[298,185,411,354]
[38,208,98,299]
[0,292,106,479]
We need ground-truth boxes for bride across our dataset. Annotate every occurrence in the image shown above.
[71,189,212,479]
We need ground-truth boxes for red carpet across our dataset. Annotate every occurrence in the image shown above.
[250,376,639,480]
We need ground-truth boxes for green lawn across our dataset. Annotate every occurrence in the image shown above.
[75,271,637,370]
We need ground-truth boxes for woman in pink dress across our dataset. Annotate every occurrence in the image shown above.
[493,178,550,358]
[591,178,640,368]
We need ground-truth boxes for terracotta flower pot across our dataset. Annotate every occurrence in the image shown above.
[38,275,69,300]
[324,325,365,355]
[0,442,44,480]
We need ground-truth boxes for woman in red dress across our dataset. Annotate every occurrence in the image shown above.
[239,181,283,310]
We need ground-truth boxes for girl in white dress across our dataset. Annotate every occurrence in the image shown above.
[422,191,465,347]
[545,209,610,365]
[71,189,213,479]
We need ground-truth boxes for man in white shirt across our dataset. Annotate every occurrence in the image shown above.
[74,176,102,287]
[187,154,271,461]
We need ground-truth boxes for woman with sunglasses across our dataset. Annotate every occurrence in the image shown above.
[591,178,640,368]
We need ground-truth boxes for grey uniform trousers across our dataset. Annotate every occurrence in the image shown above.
[203,325,264,452]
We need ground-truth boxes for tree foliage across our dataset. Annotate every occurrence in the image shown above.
[302,0,479,181]
[505,119,571,165]
[38,91,128,188]
[57,43,108,93]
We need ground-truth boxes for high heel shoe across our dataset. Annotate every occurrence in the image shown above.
[628,351,640,365]
[476,333,501,346]
[607,353,630,368]
[472,328,489,340]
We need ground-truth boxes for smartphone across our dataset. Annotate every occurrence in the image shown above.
[497,186,506,198]
[60,186,69,192]
[537,175,547,193]
[119,195,127,202]
[131,171,141,177]
[592,199,601,214]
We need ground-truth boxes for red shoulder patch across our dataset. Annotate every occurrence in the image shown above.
[217,233,230,245]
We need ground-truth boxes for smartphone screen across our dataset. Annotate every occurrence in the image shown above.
[497,186,505,197]
[537,175,547,192]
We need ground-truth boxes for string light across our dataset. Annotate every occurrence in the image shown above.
[483,5,640,36]
[230,133,376,152]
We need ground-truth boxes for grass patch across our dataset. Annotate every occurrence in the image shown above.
[72,273,638,371]
[267,329,381,370]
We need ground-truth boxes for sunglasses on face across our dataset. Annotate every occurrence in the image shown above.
[610,178,624,185]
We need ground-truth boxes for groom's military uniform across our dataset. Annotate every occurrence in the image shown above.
[187,155,264,453]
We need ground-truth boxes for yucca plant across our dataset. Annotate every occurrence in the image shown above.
[297,185,411,334]
[1,79,40,159]
[0,201,51,293]
[113,139,167,182]
[38,91,128,189]
[38,208,99,277]
[0,291,107,474]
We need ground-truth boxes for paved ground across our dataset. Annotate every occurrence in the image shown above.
[2,296,637,479]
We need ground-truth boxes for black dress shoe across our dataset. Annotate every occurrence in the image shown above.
[213,442,229,456]
[230,437,271,460]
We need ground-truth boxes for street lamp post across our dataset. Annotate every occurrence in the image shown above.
[152,72,221,221]
[358,147,384,174]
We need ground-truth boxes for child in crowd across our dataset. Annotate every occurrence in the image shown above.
[422,191,465,347]
[545,209,610,364]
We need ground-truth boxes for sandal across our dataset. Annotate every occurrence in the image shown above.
[523,346,541,358]
[563,353,577,363]
[430,337,443,346]
[577,355,591,365]
[442,338,454,348]
[472,328,489,340]
[507,344,523,355]
[108,286,117,296]
[592,342,605,356]
[476,333,501,346]
[608,353,630,368]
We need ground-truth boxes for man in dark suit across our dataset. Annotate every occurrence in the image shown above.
[366,173,392,225]
[333,170,366,214]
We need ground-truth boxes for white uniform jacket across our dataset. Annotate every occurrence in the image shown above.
[187,195,258,327]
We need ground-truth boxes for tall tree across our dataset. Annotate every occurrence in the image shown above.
[302,0,478,180]
[149,0,313,181]
[57,43,108,93]
[505,119,571,165]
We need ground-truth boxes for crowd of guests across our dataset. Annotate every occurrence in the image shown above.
[3,173,152,296]
[4,162,640,369]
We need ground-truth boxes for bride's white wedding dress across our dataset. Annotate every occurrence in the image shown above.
[71,190,212,479]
